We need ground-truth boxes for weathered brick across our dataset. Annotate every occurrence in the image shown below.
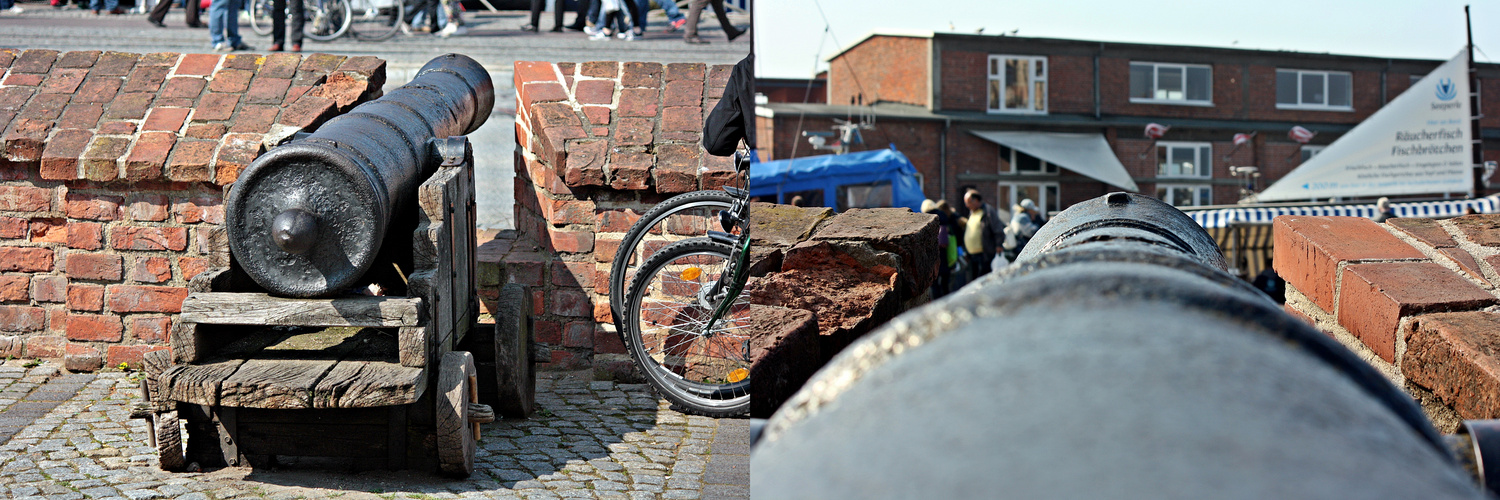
[65,342,104,372]
[90,51,139,76]
[130,256,173,283]
[138,52,181,67]
[55,50,100,69]
[128,194,171,222]
[663,79,703,106]
[552,288,592,317]
[594,323,627,354]
[174,53,221,76]
[548,229,595,254]
[103,92,153,120]
[66,221,103,250]
[244,77,291,105]
[166,140,216,183]
[561,320,593,348]
[581,106,610,126]
[614,118,653,146]
[260,53,303,79]
[112,226,188,252]
[124,131,176,181]
[221,53,261,71]
[0,274,28,303]
[178,257,208,281]
[31,275,65,303]
[592,299,611,323]
[0,305,46,332]
[707,63,732,87]
[308,72,370,111]
[57,103,104,129]
[661,106,702,132]
[0,48,13,68]
[143,107,190,133]
[67,284,105,312]
[64,192,122,221]
[16,93,68,121]
[131,316,171,342]
[29,218,64,244]
[184,123,227,140]
[521,81,568,108]
[549,199,596,226]
[1339,262,1497,362]
[67,312,121,340]
[120,65,170,93]
[13,50,59,74]
[66,253,122,281]
[214,133,263,185]
[191,92,239,122]
[621,62,662,88]
[176,196,224,224]
[72,77,122,103]
[581,61,618,79]
[80,136,129,181]
[516,61,560,85]
[98,121,137,136]
[278,94,335,128]
[1272,216,1426,312]
[107,345,168,370]
[2,74,42,86]
[107,285,189,313]
[1450,214,1500,247]
[574,79,616,105]
[336,55,385,78]
[563,139,607,187]
[595,209,641,233]
[665,62,706,82]
[0,217,24,239]
[619,88,660,117]
[653,144,701,193]
[38,129,92,181]
[0,185,52,212]
[534,319,561,344]
[608,150,653,190]
[0,247,53,272]
[39,69,88,94]
[507,253,545,287]
[3,118,52,162]
[160,77,207,99]
[227,105,278,134]
[1439,247,1486,283]
[298,53,346,74]
[207,68,253,93]
[551,261,596,288]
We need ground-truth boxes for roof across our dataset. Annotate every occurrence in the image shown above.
[757,101,1365,135]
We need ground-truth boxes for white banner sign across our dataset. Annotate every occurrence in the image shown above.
[1257,49,1472,202]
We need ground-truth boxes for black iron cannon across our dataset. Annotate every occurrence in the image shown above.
[752,192,1488,498]
[226,53,495,298]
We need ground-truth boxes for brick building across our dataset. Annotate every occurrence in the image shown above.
[756,32,1500,212]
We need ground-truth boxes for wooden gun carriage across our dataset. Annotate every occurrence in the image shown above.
[130,55,534,477]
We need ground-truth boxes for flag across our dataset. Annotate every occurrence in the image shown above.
[1233,133,1251,147]
[1144,123,1169,139]
[1288,126,1315,144]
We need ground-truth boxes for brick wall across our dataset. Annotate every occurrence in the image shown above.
[1276,214,1500,431]
[0,48,383,371]
[493,60,736,378]
[829,36,929,108]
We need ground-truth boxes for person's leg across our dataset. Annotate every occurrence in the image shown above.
[524,0,541,29]
[586,0,598,25]
[659,0,682,22]
[563,0,587,28]
[683,0,703,38]
[88,0,100,12]
[271,0,285,45]
[208,0,226,45]
[287,0,302,45]
[708,0,737,39]
[225,0,242,45]
[185,0,201,25]
[424,0,438,31]
[550,0,564,30]
[625,0,643,32]
[147,0,171,22]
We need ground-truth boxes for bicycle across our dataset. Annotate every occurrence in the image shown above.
[619,151,752,417]
[248,0,361,42]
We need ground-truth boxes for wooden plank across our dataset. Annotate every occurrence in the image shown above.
[218,359,338,409]
[311,360,427,408]
[413,166,460,274]
[399,326,429,368]
[160,360,246,407]
[189,267,232,293]
[180,293,422,327]
[450,162,475,347]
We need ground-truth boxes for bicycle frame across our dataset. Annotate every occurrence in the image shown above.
[699,152,753,336]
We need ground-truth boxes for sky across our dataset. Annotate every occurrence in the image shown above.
[753,0,1500,79]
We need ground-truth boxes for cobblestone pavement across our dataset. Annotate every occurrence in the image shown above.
[0,362,749,499]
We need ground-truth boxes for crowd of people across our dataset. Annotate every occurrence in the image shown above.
[524,0,741,44]
[922,188,1046,299]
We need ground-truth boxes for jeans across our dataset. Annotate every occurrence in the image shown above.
[0,0,13,9]
[637,0,682,23]
[208,0,243,45]
[89,0,117,11]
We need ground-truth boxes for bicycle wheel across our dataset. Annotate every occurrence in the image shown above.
[303,0,351,41]
[348,0,402,41]
[609,190,736,328]
[624,238,751,417]
[248,0,274,36]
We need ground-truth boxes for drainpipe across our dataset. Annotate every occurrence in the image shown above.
[940,118,950,200]
[1094,42,1103,119]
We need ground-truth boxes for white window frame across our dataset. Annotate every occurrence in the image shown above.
[999,146,1057,174]
[996,182,1060,215]
[1300,145,1326,163]
[1156,184,1212,207]
[1156,141,1213,179]
[1129,62,1213,106]
[988,55,1048,115]
[1276,69,1354,111]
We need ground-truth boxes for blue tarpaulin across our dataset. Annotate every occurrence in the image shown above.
[747,147,924,212]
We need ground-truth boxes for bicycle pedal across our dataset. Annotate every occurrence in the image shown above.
[721,186,747,197]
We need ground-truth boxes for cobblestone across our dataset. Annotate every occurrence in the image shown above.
[0,362,747,499]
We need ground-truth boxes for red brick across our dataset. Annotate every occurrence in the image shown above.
[551,261,596,288]
[206,68,253,93]
[549,199,596,226]
[1437,247,1487,283]
[64,342,103,372]
[15,93,65,122]
[39,69,88,94]
[593,299,611,323]
[0,305,46,332]
[124,131,176,181]
[707,64,732,87]
[103,92,152,120]
[72,77,122,104]
[619,88,660,117]
[574,79,616,105]
[699,154,738,191]
[221,53,261,70]
[260,53,302,79]
[0,217,24,239]
[1272,216,1426,312]
[595,209,641,233]
[0,274,27,303]
[184,123,226,140]
[336,55,385,78]
[137,52,181,68]
[214,133,263,185]
[284,85,312,105]
[507,253,545,287]
[55,51,99,68]
[298,53,346,73]
[80,136,129,181]
[23,335,63,357]
[2,74,42,86]
[112,227,188,252]
[621,62,662,88]
[64,192,122,221]
[278,94,336,128]
[563,139,607,187]
[31,275,65,303]
[67,284,105,312]
[534,319,561,344]
[121,65,171,93]
[129,194,170,222]
[665,62,706,82]
[178,257,208,281]
[107,285,188,313]
[130,256,173,283]
[308,72,371,111]
[1338,262,1496,362]
[1401,312,1500,418]
[548,229,595,254]
[3,118,52,162]
[131,316,171,342]
[91,51,140,76]
[57,103,104,129]
[552,288,591,317]
[562,321,593,348]
[66,221,103,251]
[0,247,53,272]
[175,53,221,76]
[531,290,545,316]
[38,129,92,181]
[661,106,702,132]
[581,106,610,126]
[29,218,64,243]
[594,237,621,263]
[608,150,653,190]
[106,345,167,369]
[166,140,216,182]
[663,79,703,106]
[160,77,207,99]
[521,81,568,108]
[243,77,291,105]
[1451,215,1500,247]
[614,118,653,146]
[175,196,224,224]
[142,107,190,133]
[579,61,617,79]
[66,253,122,281]
[0,186,51,213]
[515,61,561,86]
[227,105,278,134]
[594,324,627,354]
[191,92,239,122]
[653,144,702,193]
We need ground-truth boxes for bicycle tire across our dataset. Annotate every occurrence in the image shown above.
[348,0,402,41]
[624,238,750,417]
[609,190,736,329]
[248,0,274,36]
[303,0,352,41]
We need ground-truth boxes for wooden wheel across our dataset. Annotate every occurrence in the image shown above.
[437,351,477,477]
[494,283,535,418]
[155,410,186,472]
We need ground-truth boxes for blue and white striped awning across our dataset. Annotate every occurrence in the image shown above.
[1185,195,1500,228]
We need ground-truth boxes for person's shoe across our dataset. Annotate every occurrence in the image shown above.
[563,22,585,31]
[212,42,229,52]
[589,29,610,40]
[91,9,100,14]
[1,5,24,13]
[519,23,537,32]
[548,26,562,32]
[399,22,412,35]
[229,42,252,51]
[186,21,205,28]
[668,18,685,32]
[583,24,600,36]
[269,43,283,52]
[725,26,744,41]
[148,17,165,27]
[108,7,124,14]
[290,43,301,52]
[438,22,462,37]
[683,35,707,44]
[618,30,635,41]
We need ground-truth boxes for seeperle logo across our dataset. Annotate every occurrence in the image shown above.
[1436,78,1458,101]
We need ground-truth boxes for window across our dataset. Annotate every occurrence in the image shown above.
[996,183,1060,215]
[837,182,892,212]
[1156,185,1212,207]
[999,146,1057,174]
[1300,145,1325,163]
[1130,62,1212,105]
[988,55,1047,114]
[1157,142,1212,178]
[1276,69,1352,109]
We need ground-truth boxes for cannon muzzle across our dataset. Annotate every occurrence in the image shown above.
[226,54,494,297]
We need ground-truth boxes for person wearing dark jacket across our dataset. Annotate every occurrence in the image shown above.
[702,54,754,154]
[961,191,1007,280]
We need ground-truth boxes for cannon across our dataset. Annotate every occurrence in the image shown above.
[752,192,1488,498]
[226,53,494,298]
[132,54,534,477]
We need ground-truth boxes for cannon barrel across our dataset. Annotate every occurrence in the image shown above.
[226,54,494,297]
[752,192,1483,499]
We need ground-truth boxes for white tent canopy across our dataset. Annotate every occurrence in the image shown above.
[971,131,1140,192]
